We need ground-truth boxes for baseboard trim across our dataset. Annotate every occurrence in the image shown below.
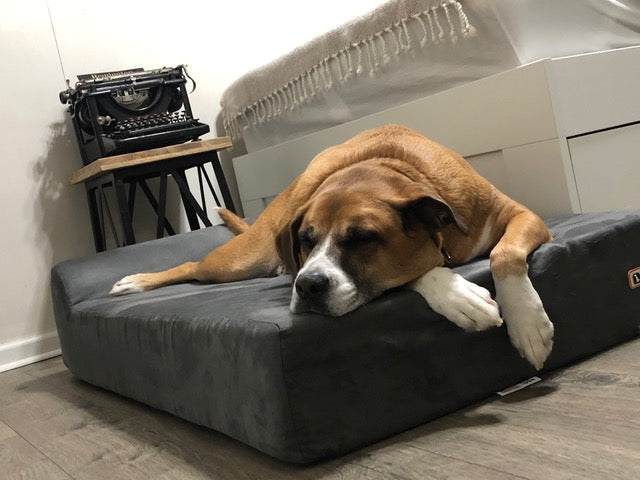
[0,331,61,373]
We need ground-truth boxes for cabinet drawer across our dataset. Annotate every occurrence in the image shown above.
[568,123,640,212]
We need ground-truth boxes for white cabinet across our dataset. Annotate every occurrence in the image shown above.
[468,139,580,219]
[568,123,640,212]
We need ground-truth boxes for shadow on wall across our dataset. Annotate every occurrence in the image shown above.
[32,117,94,266]
[30,117,94,331]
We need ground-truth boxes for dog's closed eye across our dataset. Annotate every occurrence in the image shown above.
[299,226,318,251]
[339,226,383,248]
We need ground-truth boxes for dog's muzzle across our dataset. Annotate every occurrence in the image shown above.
[289,238,364,316]
[290,268,365,316]
[292,269,333,314]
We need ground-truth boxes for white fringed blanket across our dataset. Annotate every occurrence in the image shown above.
[222,0,474,138]
[221,0,640,151]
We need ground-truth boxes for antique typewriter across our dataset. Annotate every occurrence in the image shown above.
[60,65,210,164]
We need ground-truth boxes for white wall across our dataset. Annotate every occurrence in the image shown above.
[0,0,385,371]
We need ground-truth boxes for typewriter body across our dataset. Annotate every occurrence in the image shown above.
[60,65,210,164]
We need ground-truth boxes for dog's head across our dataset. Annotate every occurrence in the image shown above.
[276,161,469,316]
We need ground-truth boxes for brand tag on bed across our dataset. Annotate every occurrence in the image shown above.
[497,376,542,397]
[628,266,640,290]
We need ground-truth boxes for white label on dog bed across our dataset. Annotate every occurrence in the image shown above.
[628,266,640,290]
[497,376,542,397]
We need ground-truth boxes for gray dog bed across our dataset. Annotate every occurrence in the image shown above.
[51,211,640,463]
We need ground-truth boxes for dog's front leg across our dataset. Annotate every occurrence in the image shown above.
[110,226,281,295]
[409,267,503,331]
[490,210,554,370]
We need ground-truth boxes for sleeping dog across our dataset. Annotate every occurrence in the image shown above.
[111,124,554,369]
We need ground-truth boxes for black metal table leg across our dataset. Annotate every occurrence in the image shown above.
[112,173,136,246]
[85,183,106,252]
[128,181,137,217]
[172,169,202,230]
[156,172,168,239]
[99,184,120,248]
[138,180,176,236]
[171,168,212,227]
[210,153,236,213]
[199,164,221,207]
[197,166,207,216]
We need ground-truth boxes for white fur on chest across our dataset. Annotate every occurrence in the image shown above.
[466,219,494,262]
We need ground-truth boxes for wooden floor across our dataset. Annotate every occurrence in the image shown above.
[1,338,639,480]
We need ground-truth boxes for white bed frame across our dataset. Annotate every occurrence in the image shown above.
[233,46,640,219]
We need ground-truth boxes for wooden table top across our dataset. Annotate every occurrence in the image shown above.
[69,137,232,185]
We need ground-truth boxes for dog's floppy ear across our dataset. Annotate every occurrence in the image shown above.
[275,210,305,278]
[395,184,469,235]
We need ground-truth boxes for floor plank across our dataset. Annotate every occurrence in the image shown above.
[566,340,640,376]
[345,441,524,480]
[0,420,73,480]
[1,338,639,480]
[0,419,15,441]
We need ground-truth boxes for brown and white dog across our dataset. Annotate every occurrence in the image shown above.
[111,125,554,369]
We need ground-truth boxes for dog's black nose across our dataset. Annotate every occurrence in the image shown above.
[295,270,330,300]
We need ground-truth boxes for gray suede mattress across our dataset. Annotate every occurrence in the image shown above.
[51,211,640,464]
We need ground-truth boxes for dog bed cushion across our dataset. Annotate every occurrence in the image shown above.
[51,211,640,463]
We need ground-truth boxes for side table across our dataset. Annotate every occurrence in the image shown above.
[69,137,234,252]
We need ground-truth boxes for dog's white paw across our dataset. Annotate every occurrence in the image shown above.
[495,275,554,370]
[409,267,503,331]
[109,275,144,296]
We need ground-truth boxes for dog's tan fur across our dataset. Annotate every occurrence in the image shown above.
[217,207,250,235]
[111,125,554,366]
